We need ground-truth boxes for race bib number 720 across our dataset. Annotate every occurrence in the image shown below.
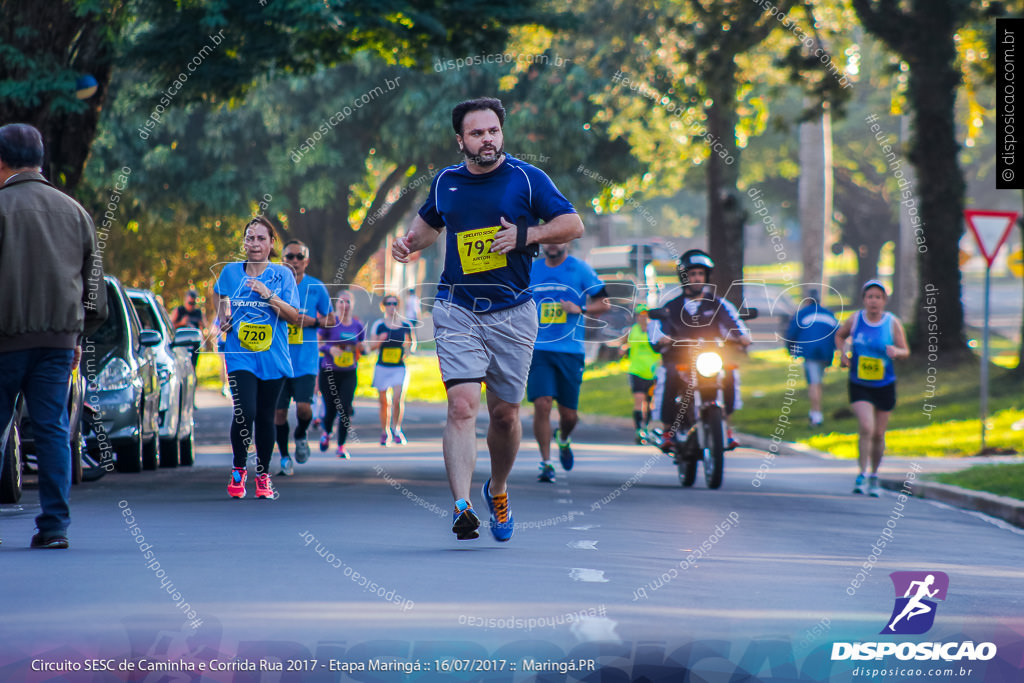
[457,226,507,275]
[238,322,273,352]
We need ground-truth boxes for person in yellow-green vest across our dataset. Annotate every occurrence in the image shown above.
[625,304,659,444]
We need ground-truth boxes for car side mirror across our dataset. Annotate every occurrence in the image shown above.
[140,329,162,347]
[172,327,204,349]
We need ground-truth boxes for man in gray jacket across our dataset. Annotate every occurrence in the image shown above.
[0,123,108,549]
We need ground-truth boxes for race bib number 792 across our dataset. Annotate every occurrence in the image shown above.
[457,226,507,275]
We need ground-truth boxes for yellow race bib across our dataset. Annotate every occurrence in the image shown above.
[540,302,568,324]
[334,350,355,368]
[381,347,403,365]
[457,226,507,275]
[238,322,273,352]
[288,323,303,345]
[857,355,885,381]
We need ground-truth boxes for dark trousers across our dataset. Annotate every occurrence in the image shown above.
[0,348,74,534]
[227,371,284,473]
[320,369,358,446]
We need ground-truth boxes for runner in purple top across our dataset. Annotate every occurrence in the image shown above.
[317,290,366,459]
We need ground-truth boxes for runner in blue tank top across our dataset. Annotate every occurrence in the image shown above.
[834,280,909,497]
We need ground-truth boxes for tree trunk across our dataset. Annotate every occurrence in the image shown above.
[798,102,832,296]
[0,2,120,193]
[704,58,744,308]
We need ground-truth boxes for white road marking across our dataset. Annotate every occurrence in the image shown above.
[571,616,620,643]
[568,540,598,550]
[569,568,609,582]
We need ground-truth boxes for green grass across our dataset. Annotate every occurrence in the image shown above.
[932,463,1024,501]
[579,348,1024,458]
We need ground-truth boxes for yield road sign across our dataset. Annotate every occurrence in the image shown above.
[964,210,1017,267]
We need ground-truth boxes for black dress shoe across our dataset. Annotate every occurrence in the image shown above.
[30,532,69,549]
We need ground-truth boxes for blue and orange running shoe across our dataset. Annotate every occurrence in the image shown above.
[481,479,514,542]
[452,499,480,540]
[227,467,247,499]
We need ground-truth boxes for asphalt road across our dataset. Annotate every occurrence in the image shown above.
[2,392,1022,681]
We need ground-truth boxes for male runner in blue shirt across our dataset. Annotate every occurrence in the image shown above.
[528,244,609,483]
[275,240,332,475]
[392,97,584,542]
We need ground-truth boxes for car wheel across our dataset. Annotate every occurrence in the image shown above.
[71,430,84,485]
[0,420,23,504]
[142,434,158,470]
[178,418,195,467]
[159,437,180,468]
[115,408,144,473]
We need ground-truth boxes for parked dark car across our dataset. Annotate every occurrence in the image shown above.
[81,276,162,473]
[0,367,86,504]
[127,288,202,467]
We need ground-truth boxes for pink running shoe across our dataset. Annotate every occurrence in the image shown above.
[254,473,278,500]
[227,468,247,499]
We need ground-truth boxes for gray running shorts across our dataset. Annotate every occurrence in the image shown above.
[432,299,538,404]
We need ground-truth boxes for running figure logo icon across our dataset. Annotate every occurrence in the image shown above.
[881,571,949,635]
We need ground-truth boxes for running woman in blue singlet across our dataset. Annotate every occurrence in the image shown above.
[834,280,909,497]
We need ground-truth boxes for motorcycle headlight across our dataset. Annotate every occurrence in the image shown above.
[695,351,723,378]
[88,357,132,392]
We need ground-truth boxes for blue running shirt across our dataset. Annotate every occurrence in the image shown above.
[287,274,332,377]
[418,155,577,313]
[214,262,300,380]
[850,310,896,387]
[530,255,606,356]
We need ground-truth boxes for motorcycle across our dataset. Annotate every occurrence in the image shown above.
[649,308,756,490]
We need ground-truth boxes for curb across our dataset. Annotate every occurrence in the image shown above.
[878,478,1024,530]
[581,411,1024,531]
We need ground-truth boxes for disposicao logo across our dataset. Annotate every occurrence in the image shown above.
[831,571,997,662]
[881,571,949,635]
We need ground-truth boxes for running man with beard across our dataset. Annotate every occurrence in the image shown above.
[391,97,584,542]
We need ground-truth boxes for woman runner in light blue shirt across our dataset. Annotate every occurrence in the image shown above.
[213,217,300,500]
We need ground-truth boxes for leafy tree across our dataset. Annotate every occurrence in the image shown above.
[86,50,638,294]
[849,0,1003,353]
[0,0,563,193]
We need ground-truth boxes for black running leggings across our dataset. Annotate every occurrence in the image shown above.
[228,371,285,473]
[320,369,358,446]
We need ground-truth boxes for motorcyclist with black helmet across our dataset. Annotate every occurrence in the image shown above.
[648,249,751,451]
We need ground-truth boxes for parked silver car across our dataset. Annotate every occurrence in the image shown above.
[127,289,202,467]
[82,276,162,472]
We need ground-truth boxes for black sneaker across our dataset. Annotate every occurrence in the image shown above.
[451,499,480,540]
[538,462,556,483]
[31,532,69,549]
[554,428,574,471]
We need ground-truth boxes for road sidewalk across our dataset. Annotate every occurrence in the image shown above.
[581,410,1024,530]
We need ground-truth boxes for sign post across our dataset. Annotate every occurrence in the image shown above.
[963,209,1018,453]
